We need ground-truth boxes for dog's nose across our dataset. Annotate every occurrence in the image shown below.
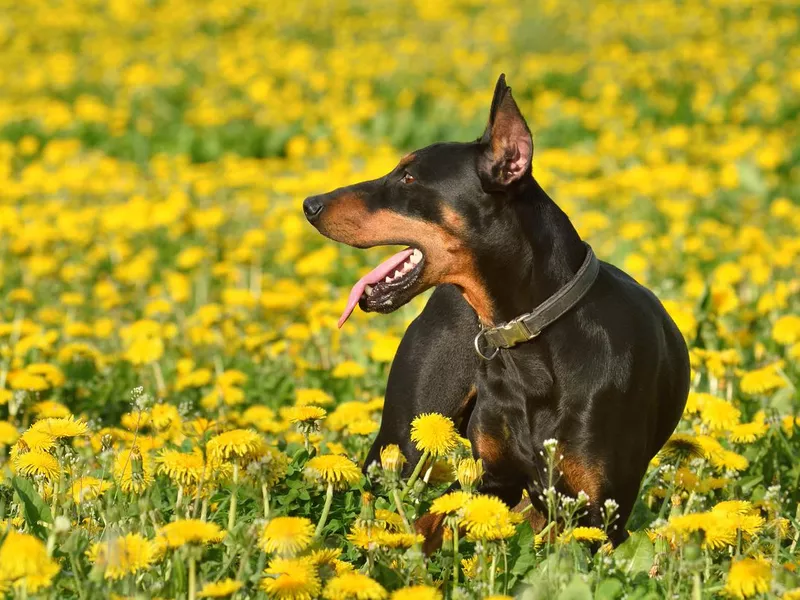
[303,195,325,222]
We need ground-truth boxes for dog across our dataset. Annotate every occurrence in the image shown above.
[303,74,690,546]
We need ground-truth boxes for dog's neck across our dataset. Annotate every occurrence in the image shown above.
[480,176,587,325]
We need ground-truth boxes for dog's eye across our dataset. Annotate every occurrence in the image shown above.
[401,171,415,184]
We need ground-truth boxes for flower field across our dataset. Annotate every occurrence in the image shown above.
[0,0,799,598]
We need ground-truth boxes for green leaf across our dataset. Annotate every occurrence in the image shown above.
[557,576,593,600]
[595,578,624,600]
[511,521,538,576]
[614,532,655,576]
[11,476,52,539]
[769,387,795,413]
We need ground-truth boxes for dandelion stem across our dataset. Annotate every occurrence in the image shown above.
[262,483,270,519]
[452,524,460,587]
[188,554,197,600]
[228,462,239,531]
[391,489,412,534]
[314,482,334,538]
[400,450,429,500]
[152,361,166,397]
[489,551,497,592]
[174,485,183,519]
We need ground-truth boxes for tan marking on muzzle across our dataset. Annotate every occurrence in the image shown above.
[319,195,496,323]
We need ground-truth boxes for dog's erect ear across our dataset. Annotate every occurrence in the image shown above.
[478,74,533,190]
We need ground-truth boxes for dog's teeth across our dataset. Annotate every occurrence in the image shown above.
[402,261,412,273]
[385,276,392,283]
[365,285,373,296]
[410,250,422,264]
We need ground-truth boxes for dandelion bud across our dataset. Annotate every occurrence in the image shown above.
[101,434,113,451]
[16,439,30,455]
[456,457,484,491]
[380,444,406,474]
[356,491,375,526]
[130,445,144,481]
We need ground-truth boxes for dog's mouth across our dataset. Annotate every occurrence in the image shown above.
[338,247,425,327]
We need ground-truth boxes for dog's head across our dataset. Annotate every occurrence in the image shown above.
[303,74,533,327]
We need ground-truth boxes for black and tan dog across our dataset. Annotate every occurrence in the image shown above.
[303,75,690,546]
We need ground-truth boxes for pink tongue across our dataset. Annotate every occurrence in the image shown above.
[338,248,414,328]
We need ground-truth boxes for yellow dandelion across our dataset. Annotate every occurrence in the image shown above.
[261,557,321,600]
[323,572,387,600]
[772,314,800,345]
[699,397,741,431]
[207,429,263,461]
[70,477,112,504]
[430,491,472,515]
[0,422,20,447]
[730,413,769,443]
[295,388,333,406]
[373,530,423,549]
[410,413,458,456]
[347,420,378,436]
[285,406,327,424]
[659,433,706,462]
[9,372,50,392]
[30,416,89,438]
[390,585,442,600]
[14,451,59,480]
[456,457,484,488]
[332,361,367,378]
[558,526,608,544]
[308,548,342,566]
[724,557,772,598]
[113,446,155,494]
[198,578,243,598]
[31,400,71,419]
[259,517,314,556]
[375,510,405,532]
[88,533,158,580]
[0,530,60,592]
[740,363,786,395]
[155,519,225,549]
[347,524,374,550]
[304,455,361,489]
[461,494,517,541]
[156,448,207,485]
[379,444,406,473]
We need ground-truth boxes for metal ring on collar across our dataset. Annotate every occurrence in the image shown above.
[474,329,500,360]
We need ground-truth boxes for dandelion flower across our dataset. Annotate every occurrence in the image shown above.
[456,457,484,488]
[740,363,786,395]
[430,491,472,515]
[14,451,60,480]
[30,416,89,438]
[70,477,112,503]
[0,530,60,592]
[88,533,158,580]
[295,388,333,406]
[9,372,49,392]
[155,519,225,549]
[285,406,327,424]
[347,420,378,436]
[261,557,321,600]
[724,557,771,598]
[373,530,423,549]
[390,586,442,600]
[304,455,361,489]
[659,433,706,462]
[375,510,405,531]
[207,429,263,461]
[559,526,608,544]
[259,517,314,555]
[379,444,405,473]
[772,314,800,345]
[730,413,769,443]
[156,448,207,485]
[461,494,517,541]
[308,548,342,566]
[0,422,20,447]
[698,397,741,431]
[198,578,243,598]
[410,413,457,456]
[113,446,155,494]
[323,572,387,600]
